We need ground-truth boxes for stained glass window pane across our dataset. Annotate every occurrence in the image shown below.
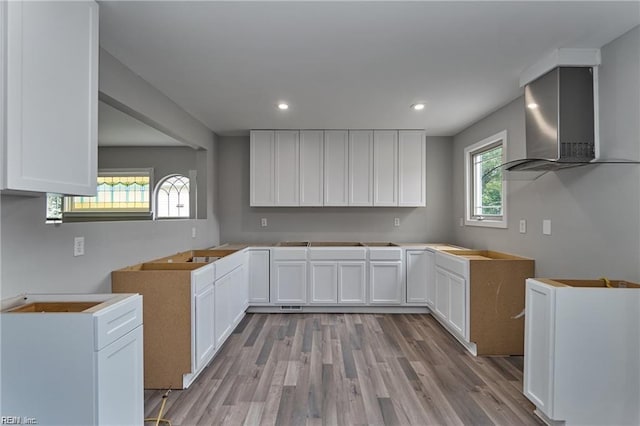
[67,175,151,213]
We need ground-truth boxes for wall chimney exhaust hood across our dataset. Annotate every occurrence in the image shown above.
[504,66,596,172]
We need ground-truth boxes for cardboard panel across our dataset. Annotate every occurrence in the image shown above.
[111,269,192,389]
[469,259,534,356]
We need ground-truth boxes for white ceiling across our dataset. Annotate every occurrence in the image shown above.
[98,1,640,137]
[99,101,185,147]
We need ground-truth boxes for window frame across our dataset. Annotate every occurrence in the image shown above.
[153,173,192,220]
[464,130,508,229]
[62,168,154,222]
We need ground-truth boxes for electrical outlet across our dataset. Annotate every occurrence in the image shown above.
[74,237,85,257]
[519,219,527,234]
[459,217,464,227]
[192,227,197,238]
[543,219,552,235]
[394,217,400,227]
[261,218,268,227]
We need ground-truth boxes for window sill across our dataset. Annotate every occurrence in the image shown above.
[464,218,507,229]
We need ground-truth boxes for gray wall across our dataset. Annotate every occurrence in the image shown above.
[217,136,453,244]
[452,25,640,280]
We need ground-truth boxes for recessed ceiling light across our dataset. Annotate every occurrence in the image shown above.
[277,103,289,110]
[411,103,425,111]
[527,102,539,110]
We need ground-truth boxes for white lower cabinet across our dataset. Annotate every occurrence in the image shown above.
[434,267,450,319]
[248,249,270,304]
[434,265,467,338]
[309,262,338,303]
[369,261,403,304]
[272,261,308,304]
[406,249,434,304]
[214,262,246,347]
[1,294,143,425]
[96,326,144,426]
[524,278,640,426]
[338,262,367,304]
[308,260,367,305]
[194,284,215,372]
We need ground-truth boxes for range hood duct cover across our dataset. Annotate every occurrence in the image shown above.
[507,66,595,172]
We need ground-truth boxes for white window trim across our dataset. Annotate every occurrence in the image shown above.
[464,130,508,229]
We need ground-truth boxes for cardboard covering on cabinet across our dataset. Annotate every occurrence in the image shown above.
[111,268,192,389]
[468,257,534,356]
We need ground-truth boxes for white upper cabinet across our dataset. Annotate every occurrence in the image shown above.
[250,128,426,207]
[348,130,374,206]
[324,130,349,206]
[299,130,323,206]
[398,130,426,206]
[373,130,398,206]
[1,0,98,195]
[250,130,276,206]
[274,130,300,206]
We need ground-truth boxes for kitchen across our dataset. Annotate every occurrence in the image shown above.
[1,1,639,425]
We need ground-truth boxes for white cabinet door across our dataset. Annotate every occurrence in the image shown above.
[447,272,467,337]
[373,130,398,206]
[214,272,233,347]
[338,262,367,304]
[434,267,450,319]
[398,131,426,207]
[300,130,324,206]
[324,130,349,206]
[523,280,555,414]
[194,284,215,371]
[349,130,374,206]
[369,261,403,304]
[97,326,144,426]
[248,250,270,304]
[425,251,436,308]
[3,1,98,195]
[309,262,338,304]
[230,263,248,325]
[250,130,275,206]
[272,261,308,304]
[274,130,299,206]
[406,250,433,304]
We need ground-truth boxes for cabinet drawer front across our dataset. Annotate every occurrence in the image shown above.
[272,248,307,261]
[94,295,143,350]
[309,248,366,260]
[435,252,466,276]
[193,264,215,293]
[368,248,402,261]
[215,252,245,280]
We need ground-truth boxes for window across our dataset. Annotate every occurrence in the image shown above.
[46,169,153,222]
[464,131,507,228]
[155,174,190,219]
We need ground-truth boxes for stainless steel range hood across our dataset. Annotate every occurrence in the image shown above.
[505,66,596,172]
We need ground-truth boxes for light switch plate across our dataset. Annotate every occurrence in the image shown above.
[261,218,268,227]
[394,217,400,227]
[543,219,552,235]
[519,219,527,234]
[192,227,197,238]
[74,237,85,257]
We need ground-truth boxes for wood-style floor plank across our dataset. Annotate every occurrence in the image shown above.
[144,313,542,425]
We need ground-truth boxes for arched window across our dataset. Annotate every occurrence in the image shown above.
[155,174,190,218]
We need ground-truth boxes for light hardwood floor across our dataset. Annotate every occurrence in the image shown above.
[144,313,541,425]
